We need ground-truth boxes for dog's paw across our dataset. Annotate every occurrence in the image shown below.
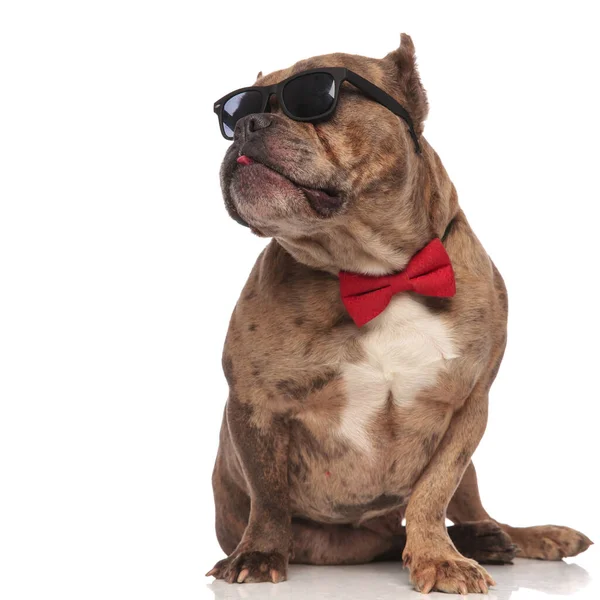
[449,520,517,564]
[206,550,287,584]
[405,551,495,594]
[507,525,593,560]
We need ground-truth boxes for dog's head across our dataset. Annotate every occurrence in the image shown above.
[219,34,456,274]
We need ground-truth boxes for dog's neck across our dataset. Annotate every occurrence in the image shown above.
[276,141,458,276]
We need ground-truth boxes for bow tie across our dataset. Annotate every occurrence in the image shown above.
[339,238,456,327]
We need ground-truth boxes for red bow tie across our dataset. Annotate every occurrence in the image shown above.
[339,238,456,327]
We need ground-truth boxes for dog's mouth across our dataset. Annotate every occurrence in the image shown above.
[235,154,345,218]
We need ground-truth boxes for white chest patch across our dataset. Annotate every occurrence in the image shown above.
[339,295,459,451]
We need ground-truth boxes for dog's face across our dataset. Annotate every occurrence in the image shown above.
[219,35,443,274]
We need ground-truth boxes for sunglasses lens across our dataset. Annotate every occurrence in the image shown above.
[282,72,336,119]
[221,90,264,139]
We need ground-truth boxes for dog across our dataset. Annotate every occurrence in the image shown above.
[207,34,592,594]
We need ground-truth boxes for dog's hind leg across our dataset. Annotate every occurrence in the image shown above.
[291,514,519,566]
[291,518,397,565]
[448,461,593,561]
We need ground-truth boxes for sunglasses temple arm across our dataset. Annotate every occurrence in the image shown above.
[345,71,421,154]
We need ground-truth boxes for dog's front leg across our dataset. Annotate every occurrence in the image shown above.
[208,394,291,584]
[403,383,495,594]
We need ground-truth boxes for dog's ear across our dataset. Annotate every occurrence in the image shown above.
[385,33,428,134]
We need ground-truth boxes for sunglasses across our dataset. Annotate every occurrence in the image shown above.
[213,67,421,153]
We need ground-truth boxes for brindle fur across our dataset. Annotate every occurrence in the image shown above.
[208,34,592,593]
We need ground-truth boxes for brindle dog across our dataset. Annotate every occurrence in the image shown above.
[207,34,592,594]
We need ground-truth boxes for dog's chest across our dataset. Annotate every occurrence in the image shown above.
[338,295,458,450]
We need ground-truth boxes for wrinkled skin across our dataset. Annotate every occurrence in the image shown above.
[208,34,593,593]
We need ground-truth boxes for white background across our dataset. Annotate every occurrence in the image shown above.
[1,1,598,599]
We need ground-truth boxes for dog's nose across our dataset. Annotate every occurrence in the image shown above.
[246,113,273,133]
[234,114,273,142]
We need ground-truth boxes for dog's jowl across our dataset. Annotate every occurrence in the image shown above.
[208,34,592,594]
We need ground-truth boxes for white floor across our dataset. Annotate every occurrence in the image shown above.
[205,549,599,599]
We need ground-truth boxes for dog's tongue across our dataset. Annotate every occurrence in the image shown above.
[237,155,254,166]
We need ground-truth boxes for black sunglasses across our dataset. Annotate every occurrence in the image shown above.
[213,67,421,153]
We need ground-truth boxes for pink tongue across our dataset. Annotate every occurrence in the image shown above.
[237,155,254,165]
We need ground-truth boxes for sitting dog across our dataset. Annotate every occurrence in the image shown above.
[207,34,592,594]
